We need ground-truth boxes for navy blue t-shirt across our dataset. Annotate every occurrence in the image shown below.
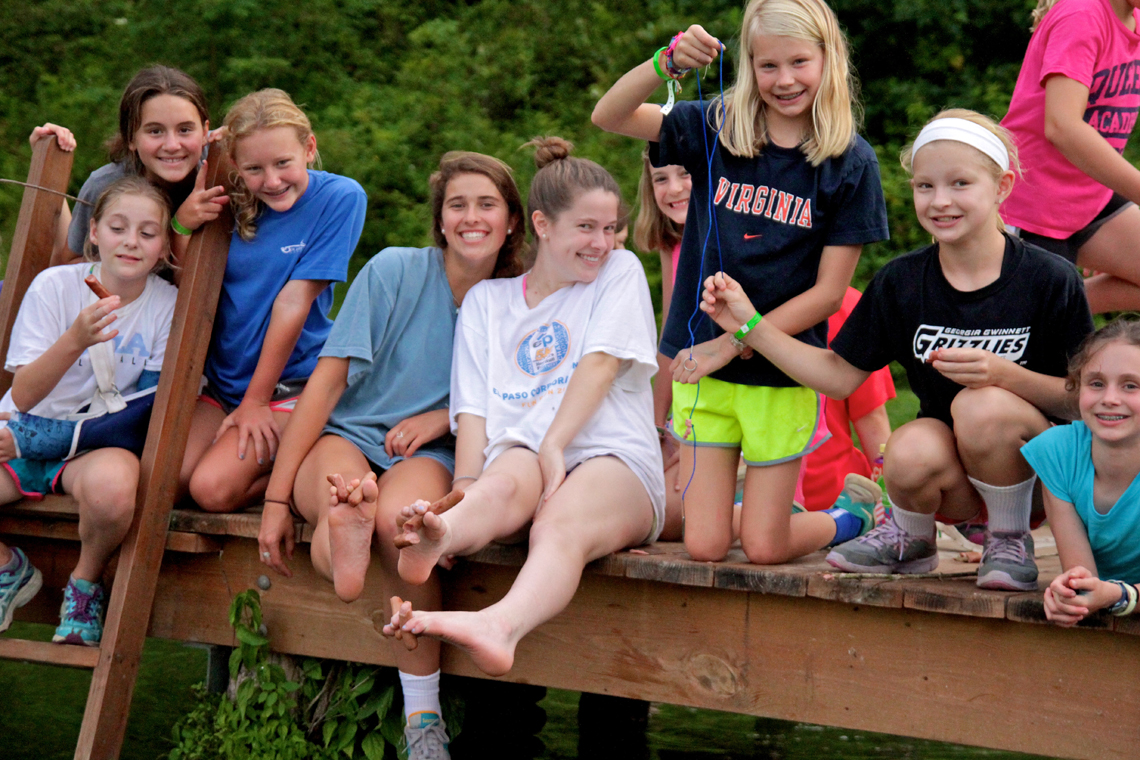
[830,235,1093,426]
[655,100,889,387]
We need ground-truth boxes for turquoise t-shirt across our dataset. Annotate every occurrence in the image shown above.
[319,246,456,472]
[1021,421,1140,583]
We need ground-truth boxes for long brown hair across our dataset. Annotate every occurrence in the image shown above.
[106,66,209,177]
[429,151,526,279]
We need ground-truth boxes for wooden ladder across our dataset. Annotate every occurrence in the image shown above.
[0,137,232,760]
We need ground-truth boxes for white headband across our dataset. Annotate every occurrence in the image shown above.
[911,117,1010,172]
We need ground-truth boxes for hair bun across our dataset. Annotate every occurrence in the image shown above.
[527,136,574,169]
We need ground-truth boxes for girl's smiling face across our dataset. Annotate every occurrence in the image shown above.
[533,189,620,285]
[440,172,512,266]
[651,164,692,226]
[1080,341,1140,445]
[910,141,1012,248]
[750,34,824,137]
[234,126,317,213]
[89,194,168,285]
[128,94,208,186]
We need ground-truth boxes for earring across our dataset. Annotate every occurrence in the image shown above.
[542,233,547,239]
[441,227,445,233]
[508,228,512,234]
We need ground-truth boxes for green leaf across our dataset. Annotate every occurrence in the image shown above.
[361,732,386,760]
[360,685,394,721]
[322,718,337,747]
[236,627,269,648]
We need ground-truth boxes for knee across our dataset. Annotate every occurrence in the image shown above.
[740,537,790,566]
[684,532,731,563]
[475,471,517,505]
[951,387,1037,452]
[884,427,952,492]
[189,465,244,513]
[80,458,139,525]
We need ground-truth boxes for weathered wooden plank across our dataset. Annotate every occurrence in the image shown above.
[0,637,99,669]
[713,550,816,596]
[0,137,74,396]
[139,537,1140,760]
[75,145,234,760]
[903,581,1008,618]
[806,572,906,608]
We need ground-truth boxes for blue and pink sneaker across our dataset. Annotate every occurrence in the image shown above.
[53,576,106,646]
[0,547,42,633]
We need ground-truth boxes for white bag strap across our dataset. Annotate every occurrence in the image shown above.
[84,265,126,414]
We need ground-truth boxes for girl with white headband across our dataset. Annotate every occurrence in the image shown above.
[699,109,1094,589]
[1001,0,1140,314]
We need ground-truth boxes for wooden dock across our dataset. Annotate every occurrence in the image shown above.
[5,496,1139,760]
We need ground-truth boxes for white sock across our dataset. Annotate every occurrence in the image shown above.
[892,507,936,538]
[400,670,442,724]
[968,475,1035,533]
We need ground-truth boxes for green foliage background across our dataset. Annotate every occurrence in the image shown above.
[0,0,1043,304]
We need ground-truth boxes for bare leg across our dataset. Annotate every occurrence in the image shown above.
[179,401,225,500]
[373,457,450,674]
[61,449,140,582]
[1077,206,1140,313]
[187,406,292,513]
[951,387,1049,486]
[659,457,684,541]
[676,444,738,561]
[397,447,543,585]
[739,458,837,564]
[399,456,653,676]
[883,418,982,522]
[0,467,27,566]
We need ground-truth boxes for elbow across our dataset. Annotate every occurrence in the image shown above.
[1043,116,1072,151]
[590,104,612,132]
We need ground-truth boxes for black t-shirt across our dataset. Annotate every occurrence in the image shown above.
[655,100,889,387]
[830,235,1093,426]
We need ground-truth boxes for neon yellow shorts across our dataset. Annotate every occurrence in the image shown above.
[671,377,829,466]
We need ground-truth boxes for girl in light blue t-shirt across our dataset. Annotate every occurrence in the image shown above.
[1022,319,1140,626]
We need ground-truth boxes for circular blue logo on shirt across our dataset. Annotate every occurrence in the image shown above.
[516,321,571,376]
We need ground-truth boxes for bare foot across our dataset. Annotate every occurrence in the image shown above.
[397,507,451,585]
[402,607,517,676]
[327,472,379,602]
[380,596,419,651]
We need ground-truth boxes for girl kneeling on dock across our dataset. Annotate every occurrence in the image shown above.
[699,110,1093,590]
[0,177,178,644]
[258,150,525,755]
[1023,320,1140,626]
[384,137,665,677]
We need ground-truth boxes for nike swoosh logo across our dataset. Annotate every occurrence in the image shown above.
[743,233,762,240]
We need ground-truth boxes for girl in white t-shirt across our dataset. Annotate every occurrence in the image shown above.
[381,137,664,677]
[0,176,178,645]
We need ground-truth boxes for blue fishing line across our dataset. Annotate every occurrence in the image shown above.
[680,49,727,508]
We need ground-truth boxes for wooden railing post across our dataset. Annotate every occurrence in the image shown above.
[0,137,74,395]
[74,144,234,760]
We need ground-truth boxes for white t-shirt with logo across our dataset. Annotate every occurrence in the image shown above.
[450,249,665,536]
[1,262,178,419]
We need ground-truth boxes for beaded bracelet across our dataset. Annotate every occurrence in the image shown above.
[452,475,478,485]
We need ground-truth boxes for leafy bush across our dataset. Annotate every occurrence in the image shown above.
[167,590,455,760]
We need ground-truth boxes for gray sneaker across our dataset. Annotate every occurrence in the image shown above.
[976,530,1038,591]
[826,517,938,574]
[404,717,451,760]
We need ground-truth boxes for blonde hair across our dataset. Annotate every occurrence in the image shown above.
[84,176,175,272]
[1030,0,1061,32]
[633,147,686,254]
[223,89,318,242]
[900,108,1020,232]
[715,0,859,165]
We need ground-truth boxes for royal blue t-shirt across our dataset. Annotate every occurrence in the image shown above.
[655,100,888,387]
[205,170,367,407]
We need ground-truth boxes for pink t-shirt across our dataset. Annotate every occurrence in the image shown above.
[670,241,681,285]
[1001,0,1140,238]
